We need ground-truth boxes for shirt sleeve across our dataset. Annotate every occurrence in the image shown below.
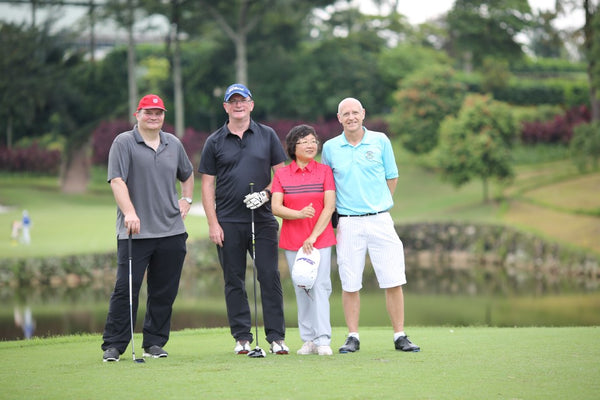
[176,139,194,181]
[269,128,288,166]
[272,169,283,193]
[381,135,399,179]
[197,136,216,175]
[107,135,130,183]
[323,164,335,191]
[321,143,330,167]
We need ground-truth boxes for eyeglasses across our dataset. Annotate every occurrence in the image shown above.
[296,140,319,146]
[226,99,253,105]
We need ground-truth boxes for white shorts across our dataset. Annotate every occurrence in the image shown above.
[336,212,406,291]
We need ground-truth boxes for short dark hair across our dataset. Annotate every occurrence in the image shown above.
[285,124,320,160]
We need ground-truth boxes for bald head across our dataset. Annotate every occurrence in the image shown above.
[337,97,364,114]
[337,97,366,138]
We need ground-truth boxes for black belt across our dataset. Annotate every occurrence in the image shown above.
[338,211,387,218]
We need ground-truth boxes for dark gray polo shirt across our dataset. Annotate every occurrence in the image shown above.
[108,125,194,239]
[198,119,287,223]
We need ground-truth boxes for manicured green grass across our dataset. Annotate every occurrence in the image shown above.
[0,170,208,258]
[1,326,598,399]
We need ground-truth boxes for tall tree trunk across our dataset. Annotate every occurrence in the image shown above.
[482,177,489,203]
[6,114,13,148]
[169,0,185,139]
[173,26,184,138]
[88,0,96,64]
[60,140,91,194]
[127,0,137,124]
[235,34,247,84]
[589,86,600,121]
[584,0,600,121]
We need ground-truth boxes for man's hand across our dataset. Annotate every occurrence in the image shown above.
[243,191,270,209]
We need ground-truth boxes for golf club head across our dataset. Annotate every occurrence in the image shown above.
[133,357,145,363]
[247,347,266,358]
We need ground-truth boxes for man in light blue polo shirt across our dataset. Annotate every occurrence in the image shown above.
[322,97,420,354]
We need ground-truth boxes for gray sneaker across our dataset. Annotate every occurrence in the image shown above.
[102,347,120,362]
[143,345,168,358]
[394,335,420,352]
[339,336,360,353]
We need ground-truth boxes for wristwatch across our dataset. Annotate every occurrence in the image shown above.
[181,197,193,204]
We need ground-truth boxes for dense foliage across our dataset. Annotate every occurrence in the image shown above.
[0,144,61,174]
[521,105,591,144]
[570,121,600,171]
[0,1,596,179]
[437,94,517,202]
[389,65,467,154]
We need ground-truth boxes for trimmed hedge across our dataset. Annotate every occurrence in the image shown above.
[0,144,61,174]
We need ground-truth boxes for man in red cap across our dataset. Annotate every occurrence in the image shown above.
[101,94,194,362]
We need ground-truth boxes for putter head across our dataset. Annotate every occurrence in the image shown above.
[247,347,266,358]
[133,357,146,363]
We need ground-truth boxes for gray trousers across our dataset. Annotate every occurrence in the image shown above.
[285,247,332,346]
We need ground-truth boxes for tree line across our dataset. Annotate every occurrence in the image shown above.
[0,0,599,197]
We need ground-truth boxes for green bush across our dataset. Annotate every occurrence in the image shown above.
[512,57,587,75]
[570,121,600,171]
[456,74,589,107]
[388,65,467,154]
[436,94,516,202]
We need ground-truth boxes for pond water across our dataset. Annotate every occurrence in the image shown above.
[2,263,599,341]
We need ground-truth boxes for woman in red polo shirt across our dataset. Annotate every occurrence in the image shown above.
[271,124,336,356]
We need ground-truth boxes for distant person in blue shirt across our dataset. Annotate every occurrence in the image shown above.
[21,210,31,245]
[321,97,420,354]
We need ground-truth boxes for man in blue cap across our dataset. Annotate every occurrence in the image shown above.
[198,84,289,355]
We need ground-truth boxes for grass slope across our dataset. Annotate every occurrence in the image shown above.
[1,327,598,400]
[2,161,598,258]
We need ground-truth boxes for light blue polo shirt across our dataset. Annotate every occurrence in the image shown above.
[321,127,398,215]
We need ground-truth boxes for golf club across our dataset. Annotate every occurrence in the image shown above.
[247,183,266,358]
[128,232,145,363]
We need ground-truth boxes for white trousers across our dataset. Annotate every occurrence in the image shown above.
[285,247,332,346]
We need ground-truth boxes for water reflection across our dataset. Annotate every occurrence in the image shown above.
[13,306,35,339]
[1,257,598,341]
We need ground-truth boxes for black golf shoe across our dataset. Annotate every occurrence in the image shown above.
[339,336,360,353]
[394,335,420,352]
[102,347,120,362]
[143,345,168,358]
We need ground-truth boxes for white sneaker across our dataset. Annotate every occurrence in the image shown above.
[297,341,317,355]
[234,340,251,354]
[270,340,289,354]
[317,345,333,356]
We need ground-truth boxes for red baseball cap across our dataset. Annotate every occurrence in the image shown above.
[136,94,167,112]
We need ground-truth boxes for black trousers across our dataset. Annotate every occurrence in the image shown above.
[102,233,187,353]
[218,220,285,344]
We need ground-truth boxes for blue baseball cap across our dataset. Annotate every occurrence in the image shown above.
[224,83,252,101]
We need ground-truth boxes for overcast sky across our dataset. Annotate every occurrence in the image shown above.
[361,0,583,28]
[0,0,585,32]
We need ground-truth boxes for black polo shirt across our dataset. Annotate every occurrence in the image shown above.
[198,119,287,223]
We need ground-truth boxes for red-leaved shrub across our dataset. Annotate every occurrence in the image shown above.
[0,144,61,173]
[91,117,390,167]
[521,105,590,144]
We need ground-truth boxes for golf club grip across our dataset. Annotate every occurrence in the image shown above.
[128,232,132,260]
